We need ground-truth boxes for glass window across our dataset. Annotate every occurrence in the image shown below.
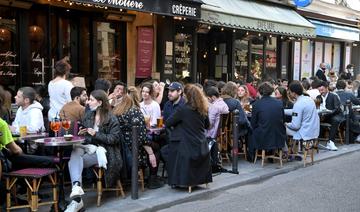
[0,7,17,89]
[28,10,48,86]
[265,37,277,79]
[234,39,248,81]
[250,36,264,79]
[174,33,192,81]
[97,22,123,82]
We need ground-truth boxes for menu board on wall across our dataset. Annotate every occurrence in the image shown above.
[0,51,18,85]
[324,43,332,68]
[293,41,301,80]
[301,40,313,79]
[136,27,154,78]
[333,43,341,73]
[314,42,323,72]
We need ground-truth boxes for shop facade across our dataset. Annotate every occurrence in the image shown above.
[0,0,201,92]
[194,0,316,83]
[294,0,360,80]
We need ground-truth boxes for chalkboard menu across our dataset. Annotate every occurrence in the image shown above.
[0,51,18,86]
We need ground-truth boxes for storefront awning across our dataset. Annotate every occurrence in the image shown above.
[310,19,360,41]
[201,0,316,38]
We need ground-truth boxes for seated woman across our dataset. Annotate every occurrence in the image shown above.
[65,90,123,212]
[113,86,163,189]
[166,84,212,189]
[274,86,293,122]
[140,82,161,128]
[237,85,254,112]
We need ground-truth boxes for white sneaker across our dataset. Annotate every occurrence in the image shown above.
[69,185,84,198]
[326,140,338,151]
[355,135,360,143]
[64,200,84,212]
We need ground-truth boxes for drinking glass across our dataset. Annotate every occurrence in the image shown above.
[61,119,71,135]
[50,119,61,137]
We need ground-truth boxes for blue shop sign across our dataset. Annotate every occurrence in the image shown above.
[310,20,360,41]
[294,0,312,7]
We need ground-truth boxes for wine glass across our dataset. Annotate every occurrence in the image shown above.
[50,119,61,137]
[61,119,71,135]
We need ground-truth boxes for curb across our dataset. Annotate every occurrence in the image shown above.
[140,147,360,212]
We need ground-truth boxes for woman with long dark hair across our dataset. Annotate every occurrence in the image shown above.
[65,90,123,212]
[113,86,163,189]
[166,84,212,190]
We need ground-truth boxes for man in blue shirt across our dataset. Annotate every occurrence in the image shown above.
[163,82,185,121]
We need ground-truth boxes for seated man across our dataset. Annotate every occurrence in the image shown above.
[250,82,286,157]
[205,86,229,172]
[335,80,360,106]
[285,81,320,145]
[335,80,360,142]
[60,87,87,122]
[1,117,53,206]
[10,87,45,134]
[1,117,53,169]
[317,81,343,151]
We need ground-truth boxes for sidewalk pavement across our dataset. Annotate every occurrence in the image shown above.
[79,143,360,212]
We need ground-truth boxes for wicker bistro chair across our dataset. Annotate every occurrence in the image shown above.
[288,139,318,167]
[217,113,247,163]
[253,149,283,168]
[4,168,58,212]
[91,166,125,207]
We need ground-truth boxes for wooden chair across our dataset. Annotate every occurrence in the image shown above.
[217,114,231,162]
[254,149,283,168]
[289,139,317,167]
[4,168,58,212]
[92,166,125,207]
[319,122,344,145]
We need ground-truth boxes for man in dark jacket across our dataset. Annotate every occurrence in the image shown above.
[335,80,360,106]
[250,82,286,155]
[163,82,185,121]
[317,81,343,150]
[335,80,360,142]
[316,63,328,82]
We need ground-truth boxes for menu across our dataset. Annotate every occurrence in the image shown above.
[136,27,154,78]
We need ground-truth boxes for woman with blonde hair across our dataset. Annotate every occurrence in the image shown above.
[113,86,163,189]
[237,85,254,109]
[166,84,212,190]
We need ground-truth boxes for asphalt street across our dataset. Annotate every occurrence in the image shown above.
[160,152,360,212]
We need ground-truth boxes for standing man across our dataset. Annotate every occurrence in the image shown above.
[10,87,45,134]
[163,82,185,121]
[317,81,343,151]
[316,63,328,82]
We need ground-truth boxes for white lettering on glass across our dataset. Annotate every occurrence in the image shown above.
[92,0,144,9]
[172,4,196,17]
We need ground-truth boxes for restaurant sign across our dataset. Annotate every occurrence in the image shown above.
[73,0,201,19]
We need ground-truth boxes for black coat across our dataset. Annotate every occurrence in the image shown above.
[165,104,212,186]
[316,69,327,82]
[250,96,286,150]
[82,111,123,187]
